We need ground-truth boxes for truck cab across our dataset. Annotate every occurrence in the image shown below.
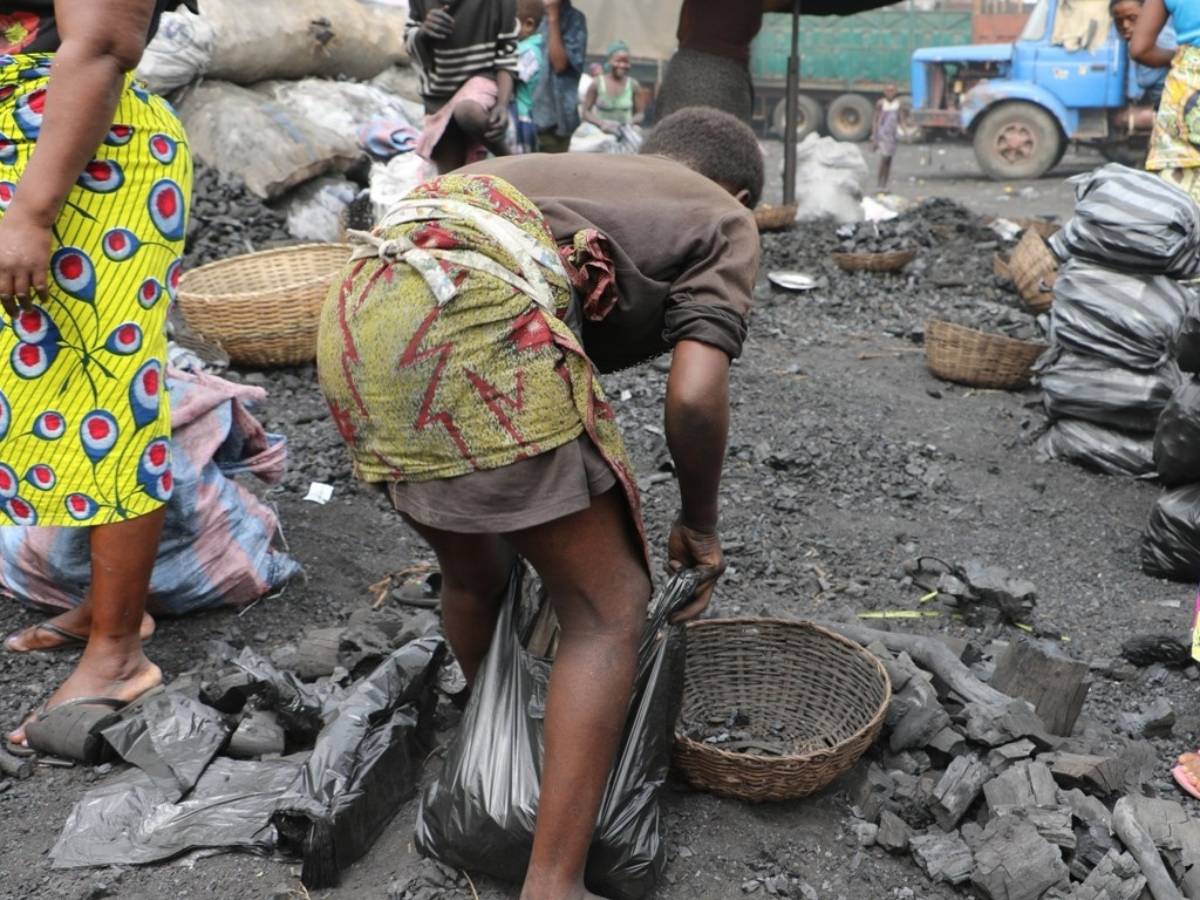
[911,0,1147,180]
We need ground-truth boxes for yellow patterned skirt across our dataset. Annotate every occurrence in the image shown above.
[1148,45,1200,202]
[0,56,191,526]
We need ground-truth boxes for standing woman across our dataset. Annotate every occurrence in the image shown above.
[0,0,192,750]
[1133,0,1200,199]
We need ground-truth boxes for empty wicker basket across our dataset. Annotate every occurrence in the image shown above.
[831,248,917,273]
[176,243,353,368]
[755,204,797,232]
[1008,229,1058,313]
[673,618,891,802]
[925,319,1046,390]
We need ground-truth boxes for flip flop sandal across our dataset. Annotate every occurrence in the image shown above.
[23,686,164,765]
[4,621,87,653]
[1173,763,1200,801]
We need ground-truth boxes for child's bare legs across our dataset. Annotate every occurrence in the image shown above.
[407,488,650,900]
[431,100,511,173]
[878,155,893,191]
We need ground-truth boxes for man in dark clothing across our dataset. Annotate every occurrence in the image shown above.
[656,0,894,123]
[532,0,586,152]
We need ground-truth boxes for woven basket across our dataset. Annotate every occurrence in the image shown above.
[925,319,1046,390]
[831,248,917,273]
[1015,217,1060,240]
[755,204,797,232]
[1008,229,1058,313]
[993,253,1011,282]
[673,619,891,802]
[176,243,353,367]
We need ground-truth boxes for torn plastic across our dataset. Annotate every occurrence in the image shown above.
[1049,260,1188,371]
[50,636,444,879]
[1037,418,1156,478]
[415,566,696,900]
[1051,164,1200,278]
[1154,378,1200,486]
[1175,288,1200,375]
[1035,349,1181,433]
[1142,485,1200,582]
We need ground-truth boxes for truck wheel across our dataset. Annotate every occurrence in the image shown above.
[772,94,822,140]
[827,93,875,143]
[973,102,1063,180]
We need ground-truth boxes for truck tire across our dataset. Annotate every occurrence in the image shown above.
[973,102,1063,180]
[1099,136,1150,167]
[827,93,874,143]
[772,94,822,140]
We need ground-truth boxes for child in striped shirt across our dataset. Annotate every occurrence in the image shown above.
[407,0,521,172]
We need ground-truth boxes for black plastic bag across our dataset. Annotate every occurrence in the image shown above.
[1037,418,1156,478]
[1142,484,1200,582]
[1036,349,1181,433]
[1154,378,1200,486]
[1049,259,1188,371]
[415,566,696,900]
[1175,288,1200,374]
[1050,164,1200,277]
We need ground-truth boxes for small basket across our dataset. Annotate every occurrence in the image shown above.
[673,618,891,802]
[1014,217,1061,240]
[993,253,1011,282]
[755,204,797,232]
[831,248,917,273]
[176,243,353,368]
[1008,229,1058,313]
[925,319,1047,390]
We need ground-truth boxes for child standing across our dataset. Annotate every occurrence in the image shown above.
[871,83,902,192]
[406,0,520,173]
[511,0,545,154]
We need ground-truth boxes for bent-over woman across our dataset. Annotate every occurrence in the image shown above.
[1,0,192,753]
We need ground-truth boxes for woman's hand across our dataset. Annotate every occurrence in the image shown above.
[0,210,51,319]
[666,518,726,623]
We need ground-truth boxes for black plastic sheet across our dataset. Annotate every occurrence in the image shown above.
[1050,164,1200,278]
[415,566,696,900]
[1036,349,1181,433]
[1154,378,1200,486]
[1142,485,1200,582]
[1037,418,1156,478]
[1175,289,1200,375]
[1049,260,1188,371]
[50,636,444,877]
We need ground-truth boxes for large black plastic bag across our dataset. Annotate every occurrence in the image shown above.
[1049,260,1188,370]
[415,565,696,900]
[1037,418,1156,477]
[1035,349,1181,433]
[1175,288,1200,374]
[1050,164,1200,277]
[1154,378,1200,486]
[1142,485,1200,581]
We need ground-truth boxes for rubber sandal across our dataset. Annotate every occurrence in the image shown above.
[1173,764,1200,801]
[4,621,87,653]
[23,685,165,764]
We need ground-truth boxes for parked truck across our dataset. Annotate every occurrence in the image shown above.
[749,6,976,141]
[910,0,1149,180]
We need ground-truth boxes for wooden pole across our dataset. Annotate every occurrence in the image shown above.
[782,0,802,204]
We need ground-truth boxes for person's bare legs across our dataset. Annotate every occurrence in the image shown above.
[878,155,893,191]
[4,607,155,652]
[506,488,650,900]
[8,509,165,744]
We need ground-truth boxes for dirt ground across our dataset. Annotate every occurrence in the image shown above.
[1,141,1195,900]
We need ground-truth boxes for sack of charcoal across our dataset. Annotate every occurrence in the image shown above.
[1051,164,1200,278]
[1049,259,1188,371]
[1038,418,1156,478]
[1142,484,1200,582]
[1035,349,1182,434]
[1154,377,1200,486]
[1175,287,1200,375]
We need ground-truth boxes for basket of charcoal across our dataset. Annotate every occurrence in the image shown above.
[831,248,917,273]
[673,619,891,801]
[924,319,1047,391]
[754,204,797,232]
[176,243,353,367]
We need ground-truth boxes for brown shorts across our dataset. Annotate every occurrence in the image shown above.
[387,435,617,534]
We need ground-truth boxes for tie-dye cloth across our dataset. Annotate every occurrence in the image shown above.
[0,368,300,616]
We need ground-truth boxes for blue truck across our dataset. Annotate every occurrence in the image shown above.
[910,0,1150,180]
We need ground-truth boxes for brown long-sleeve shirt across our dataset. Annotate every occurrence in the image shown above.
[460,153,759,372]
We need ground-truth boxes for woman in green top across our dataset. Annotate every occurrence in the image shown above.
[581,41,645,134]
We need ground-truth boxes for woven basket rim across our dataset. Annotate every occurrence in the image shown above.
[673,617,892,765]
[177,242,352,301]
[831,248,917,262]
[925,318,1046,352]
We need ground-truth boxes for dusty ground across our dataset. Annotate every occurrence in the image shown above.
[0,142,1195,900]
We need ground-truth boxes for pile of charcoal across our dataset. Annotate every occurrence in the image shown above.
[184,162,292,270]
[835,219,926,255]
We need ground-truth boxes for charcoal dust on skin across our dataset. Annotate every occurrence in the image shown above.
[0,164,1196,900]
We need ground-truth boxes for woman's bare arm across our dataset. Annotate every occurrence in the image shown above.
[1131,0,1169,61]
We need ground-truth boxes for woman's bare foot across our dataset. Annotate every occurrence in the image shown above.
[4,610,155,652]
[7,650,162,746]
